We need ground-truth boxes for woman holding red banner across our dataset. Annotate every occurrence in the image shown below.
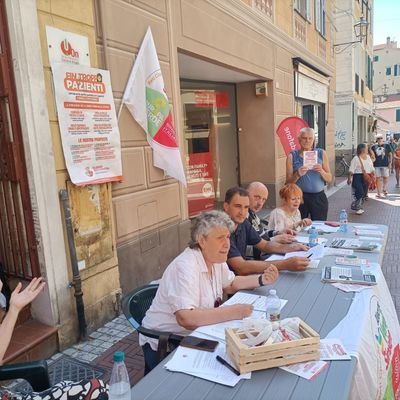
[286,127,332,221]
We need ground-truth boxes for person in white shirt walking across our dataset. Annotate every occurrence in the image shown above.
[347,143,375,215]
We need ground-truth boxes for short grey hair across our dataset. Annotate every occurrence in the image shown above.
[188,210,235,249]
[298,127,315,138]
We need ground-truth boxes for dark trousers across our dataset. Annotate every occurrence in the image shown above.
[299,191,328,221]
[351,174,367,210]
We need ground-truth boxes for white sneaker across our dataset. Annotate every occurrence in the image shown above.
[355,209,364,215]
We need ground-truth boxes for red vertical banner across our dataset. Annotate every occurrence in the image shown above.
[186,152,215,217]
[276,117,308,155]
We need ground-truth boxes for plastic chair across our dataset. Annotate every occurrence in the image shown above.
[0,360,51,391]
[122,284,183,361]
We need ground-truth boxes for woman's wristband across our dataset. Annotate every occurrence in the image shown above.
[258,274,264,287]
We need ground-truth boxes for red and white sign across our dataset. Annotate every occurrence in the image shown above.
[194,91,229,108]
[46,26,90,66]
[276,117,308,155]
[187,152,215,217]
[52,63,122,185]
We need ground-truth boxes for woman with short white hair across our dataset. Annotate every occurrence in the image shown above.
[140,210,279,373]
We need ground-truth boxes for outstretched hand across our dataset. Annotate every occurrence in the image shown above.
[9,277,46,313]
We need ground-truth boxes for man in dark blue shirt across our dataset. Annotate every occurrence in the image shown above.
[371,136,392,197]
[224,187,310,276]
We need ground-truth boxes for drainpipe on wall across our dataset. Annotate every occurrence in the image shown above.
[59,189,87,342]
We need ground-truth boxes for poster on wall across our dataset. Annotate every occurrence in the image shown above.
[186,152,215,218]
[52,63,123,185]
[46,26,90,66]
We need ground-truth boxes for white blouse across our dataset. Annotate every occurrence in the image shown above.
[268,207,302,232]
[349,155,374,174]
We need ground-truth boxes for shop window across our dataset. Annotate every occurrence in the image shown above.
[294,0,311,21]
[386,67,392,75]
[315,0,326,36]
[396,109,400,122]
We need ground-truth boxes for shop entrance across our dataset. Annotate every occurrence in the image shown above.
[181,81,239,217]
[301,103,326,149]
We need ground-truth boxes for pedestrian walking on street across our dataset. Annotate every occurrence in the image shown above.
[371,135,392,198]
[393,141,400,188]
[347,143,374,215]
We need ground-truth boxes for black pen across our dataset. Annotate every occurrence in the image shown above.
[307,254,312,259]
[216,355,240,376]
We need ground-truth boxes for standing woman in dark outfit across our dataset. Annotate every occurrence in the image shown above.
[347,143,374,215]
[286,127,332,221]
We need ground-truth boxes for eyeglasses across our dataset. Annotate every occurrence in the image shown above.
[214,297,222,308]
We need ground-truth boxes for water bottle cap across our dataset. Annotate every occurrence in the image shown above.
[269,289,277,295]
[113,351,124,362]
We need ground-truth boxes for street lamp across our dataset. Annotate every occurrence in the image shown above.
[333,15,369,48]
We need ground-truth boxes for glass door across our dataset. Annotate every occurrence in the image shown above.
[181,81,239,217]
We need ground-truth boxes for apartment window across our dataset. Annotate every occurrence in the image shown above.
[373,55,379,62]
[386,67,392,75]
[395,65,399,76]
[294,0,311,21]
[361,79,364,97]
[355,73,359,93]
[396,109,400,122]
[315,0,326,36]
[366,55,373,90]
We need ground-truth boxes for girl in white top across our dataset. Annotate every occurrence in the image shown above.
[140,210,279,374]
[268,184,312,232]
[347,143,375,214]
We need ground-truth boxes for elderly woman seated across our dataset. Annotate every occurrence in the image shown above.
[140,210,279,373]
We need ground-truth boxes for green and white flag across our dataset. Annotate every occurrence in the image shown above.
[120,27,186,185]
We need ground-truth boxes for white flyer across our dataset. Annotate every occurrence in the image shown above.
[303,151,318,170]
[320,338,351,360]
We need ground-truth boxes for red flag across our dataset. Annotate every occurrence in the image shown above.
[276,117,308,155]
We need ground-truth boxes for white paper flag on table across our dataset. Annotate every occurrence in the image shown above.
[120,27,186,185]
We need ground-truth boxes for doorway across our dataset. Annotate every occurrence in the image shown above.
[301,103,326,149]
[181,81,239,217]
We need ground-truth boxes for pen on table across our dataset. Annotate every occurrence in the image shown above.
[307,254,312,259]
[216,355,240,376]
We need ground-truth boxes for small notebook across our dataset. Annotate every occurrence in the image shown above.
[330,238,378,252]
[322,266,377,286]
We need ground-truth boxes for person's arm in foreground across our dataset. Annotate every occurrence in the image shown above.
[175,265,279,330]
[0,277,46,364]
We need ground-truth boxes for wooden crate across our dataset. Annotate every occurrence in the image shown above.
[225,320,320,374]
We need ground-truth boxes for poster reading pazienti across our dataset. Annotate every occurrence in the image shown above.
[52,63,122,185]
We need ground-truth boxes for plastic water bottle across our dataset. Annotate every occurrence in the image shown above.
[265,289,281,321]
[308,226,318,247]
[109,351,130,400]
[339,209,348,233]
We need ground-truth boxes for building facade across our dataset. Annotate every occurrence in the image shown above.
[335,0,374,159]
[1,0,336,351]
[373,37,400,97]
[374,94,400,139]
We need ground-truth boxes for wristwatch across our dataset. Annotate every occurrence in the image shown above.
[258,274,264,287]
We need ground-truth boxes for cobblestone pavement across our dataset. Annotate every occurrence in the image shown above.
[57,174,399,384]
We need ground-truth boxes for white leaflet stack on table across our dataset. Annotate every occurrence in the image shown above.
[303,222,340,233]
[355,229,384,237]
[280,360,328,380]
[164,345,251,387]
[335,256,369,267]
[295,236,328,246]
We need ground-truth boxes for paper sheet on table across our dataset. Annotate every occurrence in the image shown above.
[295,236,328,246]
[331,282,372,293]
[354,224,381,230]
[280,360,328,380]
[358,236,383,242]
[320,338,351,360]
[164,345,251,386]
[323,247,354,256]
[355,229,384,237]
[304,222,340,233]
[285,244,325,260]
[222,292,288,312]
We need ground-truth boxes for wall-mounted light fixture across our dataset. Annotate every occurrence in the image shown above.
[333,15,369,48]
